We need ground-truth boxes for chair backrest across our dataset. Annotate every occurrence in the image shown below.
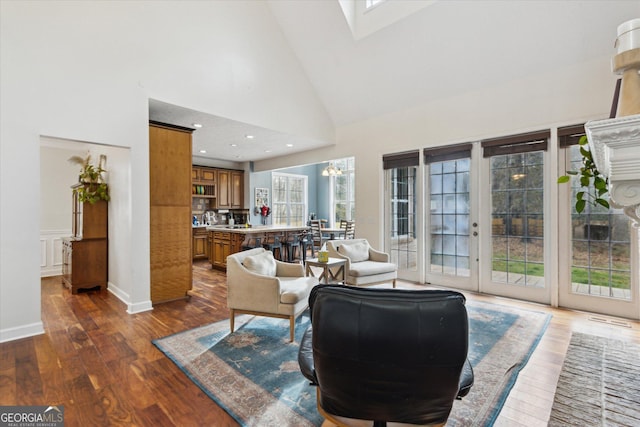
[309,285,469,425]
[339,220,355,239]
[325,238,370,259]
[309,220,324,247]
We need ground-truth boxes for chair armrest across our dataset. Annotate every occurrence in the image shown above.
[298,326,317,384]
[329,251,352,273]
[227,261,281,311]
[275,260,304,277]
[369,248,390,262]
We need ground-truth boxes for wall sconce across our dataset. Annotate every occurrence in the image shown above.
[322,163,342,176]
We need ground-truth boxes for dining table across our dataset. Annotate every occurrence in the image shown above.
[321,227,345,240]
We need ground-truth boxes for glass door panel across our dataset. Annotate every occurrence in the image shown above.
[425,156,478,291]
[481,150,549,303]
[558,144,638,318]
[386,166,420,281]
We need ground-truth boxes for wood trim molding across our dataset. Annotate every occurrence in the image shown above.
[149,120,195,133]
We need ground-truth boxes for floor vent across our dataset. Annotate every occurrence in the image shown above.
[588,316,632,328]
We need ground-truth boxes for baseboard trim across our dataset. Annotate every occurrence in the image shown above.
[128,300,153,314]
[0,321,45,343]
[107,282,153,314]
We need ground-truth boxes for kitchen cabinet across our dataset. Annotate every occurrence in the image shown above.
[192,166,243,210]
[193,227,209,259]
[231,171,243,209]
[213,169,244,209]
[231,232,244,254]
[192,167,217,198]
[211,231,231,269]
[192,167,216,183]
[150,122,193,304]
[217,170,230,209]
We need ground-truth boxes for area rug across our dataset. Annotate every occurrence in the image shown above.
[548,332,640,426]
[153,300,550,426]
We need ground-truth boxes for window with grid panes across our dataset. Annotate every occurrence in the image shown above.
[333,158,355,224]
[272,173,307,226]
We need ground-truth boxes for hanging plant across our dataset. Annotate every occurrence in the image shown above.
[557,135,609,213]
[68,153,110,204]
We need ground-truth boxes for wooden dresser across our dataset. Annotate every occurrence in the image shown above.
[61,183,108,293]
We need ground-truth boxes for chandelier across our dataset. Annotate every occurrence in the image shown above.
[322,163,342,176]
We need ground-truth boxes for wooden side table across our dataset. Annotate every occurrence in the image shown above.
[305,257,346,285]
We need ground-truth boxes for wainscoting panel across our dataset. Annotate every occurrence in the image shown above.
[41,230,70,277]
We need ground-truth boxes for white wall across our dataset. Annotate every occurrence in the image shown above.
[40,144,85,230]
[39,142,85,277]
[0,1,334,342]
[257,55,618,249]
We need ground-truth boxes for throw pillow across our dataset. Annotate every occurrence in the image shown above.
[338,241,370,263]
[243,251,277,277]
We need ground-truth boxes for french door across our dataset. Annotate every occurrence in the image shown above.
[422,132,551,304]
[557,135,639,319]
[384,128,638,318]
[424,144,479,291]
[478,131,551,304]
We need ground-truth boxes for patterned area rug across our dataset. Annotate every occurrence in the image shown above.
[548,332,640,426]
[153,300,550,427]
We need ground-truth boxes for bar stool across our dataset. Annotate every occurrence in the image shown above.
[242,236,263,251]
[263,234,284,261]
[283,232,308,263]
[299,231,311,262]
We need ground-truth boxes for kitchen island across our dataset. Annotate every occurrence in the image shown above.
[205,225,310,269]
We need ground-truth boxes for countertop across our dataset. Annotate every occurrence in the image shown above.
[204,224,309,234]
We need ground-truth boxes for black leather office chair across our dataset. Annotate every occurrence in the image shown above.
[298,285,474,427]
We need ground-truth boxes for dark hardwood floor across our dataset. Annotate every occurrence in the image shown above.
[1,260,639,426]
[1,261,238,427]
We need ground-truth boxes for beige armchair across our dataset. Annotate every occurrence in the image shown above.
[226,248,318,342]
[325,239,397,287]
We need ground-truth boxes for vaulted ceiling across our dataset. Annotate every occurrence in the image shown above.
[150,0,639,162]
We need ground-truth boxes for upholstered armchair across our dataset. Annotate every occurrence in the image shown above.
[325,238,397,287]
[226,248,318,342]
[298,285,474,427]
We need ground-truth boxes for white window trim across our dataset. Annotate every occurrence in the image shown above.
[272,172,308,226]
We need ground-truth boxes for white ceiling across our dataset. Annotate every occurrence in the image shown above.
[149,0,639,162]
[148,99,333,163]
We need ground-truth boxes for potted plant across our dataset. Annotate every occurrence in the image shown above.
[557,135,609,213]
[68,153,110,204]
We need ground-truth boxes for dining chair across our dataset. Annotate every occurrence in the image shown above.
[339,220,355,239]
[309,220,324,256]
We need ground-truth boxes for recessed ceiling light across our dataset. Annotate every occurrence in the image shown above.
[264,149,271,153]
[245,134,254,139]
[230,143,237,147]
[199,149,207,154]
[286,143,293,148]
[192,123,203,128]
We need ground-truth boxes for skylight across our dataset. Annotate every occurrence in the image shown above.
[365,0,385,10]
[339,0,437,40]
